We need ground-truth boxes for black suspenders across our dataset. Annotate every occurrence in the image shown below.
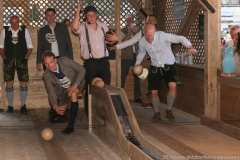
[84,24,107,58]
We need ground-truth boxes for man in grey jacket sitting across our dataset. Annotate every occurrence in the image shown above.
[42,51,85,134]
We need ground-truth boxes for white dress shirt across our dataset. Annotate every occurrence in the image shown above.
[135,31,192,67]
[73,21,109,59]
[0,26,33,49]
[50,26,59,57]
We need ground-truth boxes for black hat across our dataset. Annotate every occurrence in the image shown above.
[84,6,97,14]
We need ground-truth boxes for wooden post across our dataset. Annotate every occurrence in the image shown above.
[143,0,153,15]
[0,0,4,110]
[114,0,121,87]
[204,0,221,118]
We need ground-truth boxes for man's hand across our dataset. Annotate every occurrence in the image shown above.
[67,85,77,97]
[108,45,117,51]
[105,31,118,44]
[77,1,83,11]
[54,105,67,115]
[36,63,42,71]
[130,26,138,34]
[186,46,197,56]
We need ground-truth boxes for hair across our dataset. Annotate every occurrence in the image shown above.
[42,51,56,62]
[236,32,240,55]
[146,14,156,22]
[63,18,70,24]
[230,25,240,31]
[45,8,56,15]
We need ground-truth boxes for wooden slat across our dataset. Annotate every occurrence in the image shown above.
[203,0,221,118]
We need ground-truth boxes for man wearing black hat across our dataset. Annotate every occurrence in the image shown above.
[72,1,118,116]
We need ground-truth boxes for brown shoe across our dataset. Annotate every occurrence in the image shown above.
[146,103,153,108]
[166,110,175,122]
[139,103,148,108]
[151,112,161,122]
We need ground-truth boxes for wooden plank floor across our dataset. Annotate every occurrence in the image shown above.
[131,101,240,159]
[0,107,121,160]
[1,100,240,160]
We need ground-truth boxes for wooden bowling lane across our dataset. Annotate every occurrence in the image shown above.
[0,108,121,160]
[131,101,240,158]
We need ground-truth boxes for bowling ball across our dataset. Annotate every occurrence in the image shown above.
[91,77,102,85]
[133,65,143,76]
[41,128,54,141]
[94,80,105,88]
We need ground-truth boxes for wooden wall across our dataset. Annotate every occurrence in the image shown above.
[159,65,204,117]
[218,77,240,128]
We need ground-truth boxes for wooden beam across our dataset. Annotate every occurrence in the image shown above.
[0,0,4,110]
[204,0,221,118]
[127,0,148,19]
[143,0,153,15]
[171,1,201,53]
[114,0,121,87]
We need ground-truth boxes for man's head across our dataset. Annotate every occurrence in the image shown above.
[143,24,156,44]
[146,14,157,25]
[125,14,134,27]
[84,6,97,24]
[230,25,240,46]
[42,51,57,71]
[63,19,71,27]
[10,16,20,31]
[45,8,56,24]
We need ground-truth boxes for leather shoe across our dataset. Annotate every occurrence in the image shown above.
[21,105,27,114]
[134,98,142,103]
[6,106,13,113]
[49,114,64,123]
[61,126,74,134]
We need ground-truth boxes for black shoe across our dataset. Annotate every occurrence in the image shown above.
[21,105,27,114]
[61,126,74,134]
[49,114,64,123]
[48,107,55,114]
[134,98,142,103]
[6,106,13,113]
[64,107,70,116]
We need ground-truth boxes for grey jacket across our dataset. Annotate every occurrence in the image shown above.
[43,57,85,106]
[37,23,73,64]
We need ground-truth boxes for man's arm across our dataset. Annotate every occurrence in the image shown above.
[0,29,6,60]
[72,1,83,32]
[63,57,86,85]
[25,29,33,58]
[135,40,146,65]
[0,48,6,60]
[162,32,197,55]
[64,25,73,60]
[36,28,43,71]
[117,31,141,49]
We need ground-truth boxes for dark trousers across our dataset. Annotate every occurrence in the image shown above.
[84,57,111,116]
[121,57,141,100]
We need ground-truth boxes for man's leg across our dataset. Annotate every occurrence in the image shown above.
[62,89,79,134]
[132,55,141,102]
[83,59,100,117]
[151,90,161,122]
[121,59,132,88]
[19,81,28,114]
[139,60,151,108]
[165,82,176,122]
[148,65,162,122]
[17,59,29,114]
[5,81,14,113]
